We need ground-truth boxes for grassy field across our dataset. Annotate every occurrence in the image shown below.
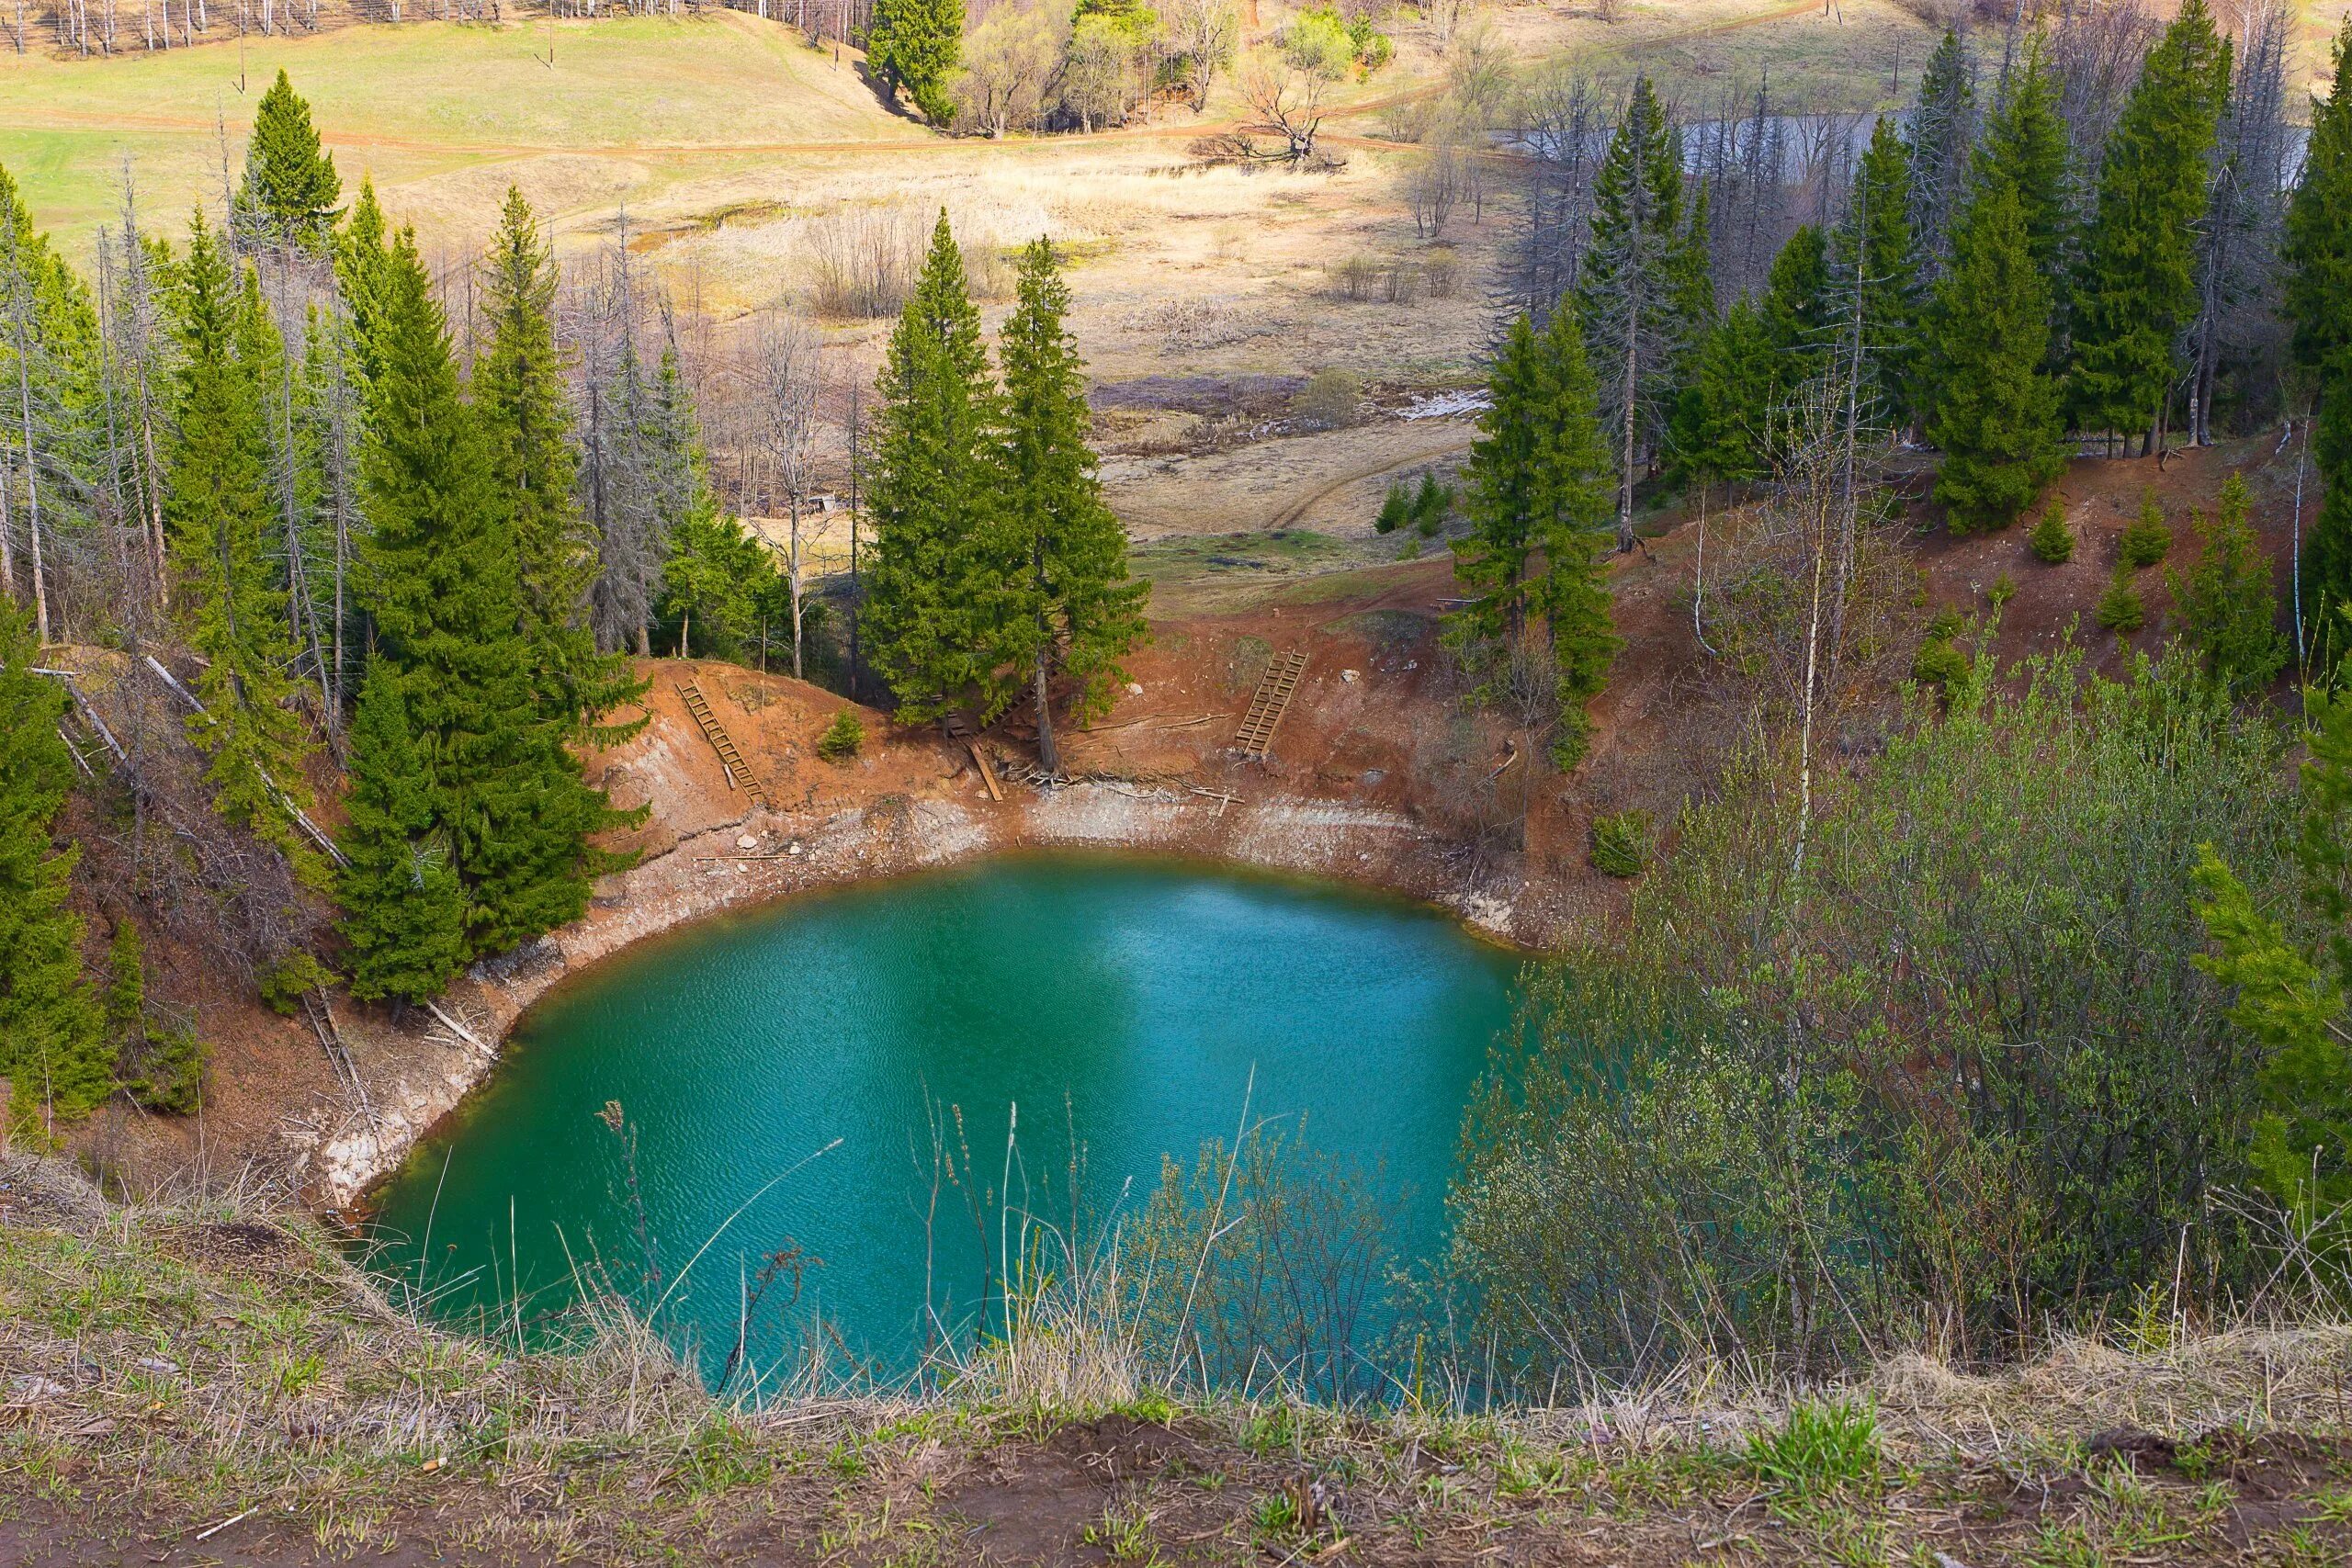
[0,13,919,250]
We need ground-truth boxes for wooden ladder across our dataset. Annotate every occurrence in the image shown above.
[1234,649,1307,761]
[680,680,764,803]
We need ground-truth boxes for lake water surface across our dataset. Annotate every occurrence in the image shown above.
[363,853,1523,1382]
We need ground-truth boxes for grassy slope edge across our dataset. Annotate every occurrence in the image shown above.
[3,1155,2349,1565]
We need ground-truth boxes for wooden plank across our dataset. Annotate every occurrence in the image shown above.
[971,743,1003,802]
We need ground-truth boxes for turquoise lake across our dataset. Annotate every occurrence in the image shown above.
[362,854,1524,1383]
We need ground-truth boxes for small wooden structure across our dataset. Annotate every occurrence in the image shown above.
[679,680,764,804]
[1233,649,1307,761]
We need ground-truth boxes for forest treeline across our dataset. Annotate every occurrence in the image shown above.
[0,69,1143,1124]
[1440,2,2335,770]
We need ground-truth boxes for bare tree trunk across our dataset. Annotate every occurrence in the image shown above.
[787,493,804,680]
[1617,292,1638,553]
[6,222,51,644]
[1034,635,1058,776]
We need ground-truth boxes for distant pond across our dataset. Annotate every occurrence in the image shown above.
[361,854,1524,1386]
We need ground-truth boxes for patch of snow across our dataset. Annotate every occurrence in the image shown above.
[1398,389,1490,422]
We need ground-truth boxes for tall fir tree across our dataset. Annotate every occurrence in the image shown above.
[1761,223,1835,395]
[359,226,622,956]
[473,187,639,740]
[0,601,107,1121]
[1446,302,1621,769]
[864,211,1013,723]
[996,238,1148,776]
[334,178,396,389]
[1923,181,2069,533]
[1974,35,2075,295]
[2287,18,2352,640]
[0,162,107,648]
[163,212,323,879]
[1577,75,1699,552]
[1905,27,1977,284]
[234,70,342,254]
[2070,0,2232,452]
[1668,297,1775,493]
[867,0,966,125]
[334,658,469,1003]
[1837,116,1922,429]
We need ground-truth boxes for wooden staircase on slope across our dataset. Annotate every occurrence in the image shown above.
[679,680,765,805]
[1233,649,1307,761]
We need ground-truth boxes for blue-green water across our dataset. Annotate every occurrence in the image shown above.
[362,854,1522,1381]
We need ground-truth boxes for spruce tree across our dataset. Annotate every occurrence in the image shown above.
[864,211,1012,723]
[474,187,639,739]
[1973,35,2074,291]
[0,601,107,1121]
[334,178,395,389]
[235,70,342,254]
[2070,0,2232,452]
[1446,302,1620,768]
[2172,472,2286,694]
[335,658,469,1003]
[1668,298,1774,493]
[360,226,620,955]
[1838,117,1921,428]
[1761,223,1834,397]
[997,238,1148,776]
[2287,20,2352,638]
[164,212,322,878]
[1577,74,1695,552]
[1923,181,2069,533]
[867,0,965,125]
[1905,27,1977,282]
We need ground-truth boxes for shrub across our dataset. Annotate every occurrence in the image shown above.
[1447,652,2292,1386]
[1421,247,1461,299]
[1410,470,1455,532]
[1589,809,1653,878]
[1988,570,2018,610]
[2171,472,2286,695]
[817,708,865,761]
[2029,500,2075,563]
[1327,254,1379,302]
[258,951,333,1016]
[2095,562,2146,634]
[1291,368,1363,430]
[1912,634,1971,690]
[2120,491,2172,569]
[1375,481,1410,534]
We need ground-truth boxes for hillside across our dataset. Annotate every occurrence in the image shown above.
[0,12,921,251]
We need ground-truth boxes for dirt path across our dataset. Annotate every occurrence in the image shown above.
[1263,427,1476,530]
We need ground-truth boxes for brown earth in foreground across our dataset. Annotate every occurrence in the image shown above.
[4,1152,2350,1568]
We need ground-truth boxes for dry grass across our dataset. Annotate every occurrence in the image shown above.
[6,1153,2352,1564]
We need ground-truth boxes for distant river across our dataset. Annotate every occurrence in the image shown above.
[362,854,1523,1385]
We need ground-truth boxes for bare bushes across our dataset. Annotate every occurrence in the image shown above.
[804,206,1012,318]
[804,206,929,321]
[1325,251,1462,303]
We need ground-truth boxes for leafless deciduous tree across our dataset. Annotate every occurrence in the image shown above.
[742,309,823,678]
[1499,64,1607,321]
[804,204,928,321]
[2188,0,2292,444]
[1163,0,1237,113]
